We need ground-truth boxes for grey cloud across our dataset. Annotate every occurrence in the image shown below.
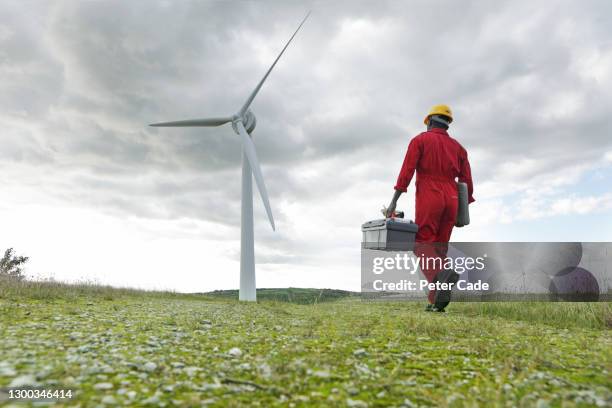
[1,0,612,257]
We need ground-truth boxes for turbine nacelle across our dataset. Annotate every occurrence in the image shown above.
[232,110,257,134]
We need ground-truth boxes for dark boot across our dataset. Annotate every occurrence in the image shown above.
[425,303,446,312]
[433,269,459,311]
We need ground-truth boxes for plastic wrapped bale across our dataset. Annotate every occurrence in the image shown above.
[361,219,419,251]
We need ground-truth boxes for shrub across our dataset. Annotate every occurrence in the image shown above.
[0,248,29,281]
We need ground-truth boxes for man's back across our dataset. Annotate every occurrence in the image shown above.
[414,128,467,183]
[394,128,474,203]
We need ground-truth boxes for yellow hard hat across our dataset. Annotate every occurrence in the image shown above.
[424,104,453,125]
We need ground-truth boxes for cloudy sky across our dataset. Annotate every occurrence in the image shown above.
[1,0,611,292]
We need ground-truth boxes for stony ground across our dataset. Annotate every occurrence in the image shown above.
[0,297,610,407]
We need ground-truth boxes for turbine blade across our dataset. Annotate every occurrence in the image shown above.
[236,121,276,231]
[239,11,310,116]
[149,117,231,127]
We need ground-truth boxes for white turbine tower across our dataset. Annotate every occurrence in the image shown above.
[150,13,309,301]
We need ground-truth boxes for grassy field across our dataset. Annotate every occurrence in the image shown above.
[0,280,610,407]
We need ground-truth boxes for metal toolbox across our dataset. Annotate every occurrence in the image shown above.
[361,218,419,251]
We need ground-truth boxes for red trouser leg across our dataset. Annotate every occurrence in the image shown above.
[414,182,444,304]
[414,182,458,304]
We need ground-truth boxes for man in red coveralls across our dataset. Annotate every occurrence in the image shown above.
[385,104,474,312]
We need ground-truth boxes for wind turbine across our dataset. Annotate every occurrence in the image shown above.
[150,13,310,301]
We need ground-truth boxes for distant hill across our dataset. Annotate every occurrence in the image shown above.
[201,288,358,304]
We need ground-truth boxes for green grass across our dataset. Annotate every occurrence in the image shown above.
[453,302,611,330]
[0,277,203,302]
[0,280,610,407]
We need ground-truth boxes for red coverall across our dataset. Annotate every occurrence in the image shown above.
[394,127,474,303]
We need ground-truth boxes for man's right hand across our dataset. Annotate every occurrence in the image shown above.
[385,189,402,218]
[385,202,396,218]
